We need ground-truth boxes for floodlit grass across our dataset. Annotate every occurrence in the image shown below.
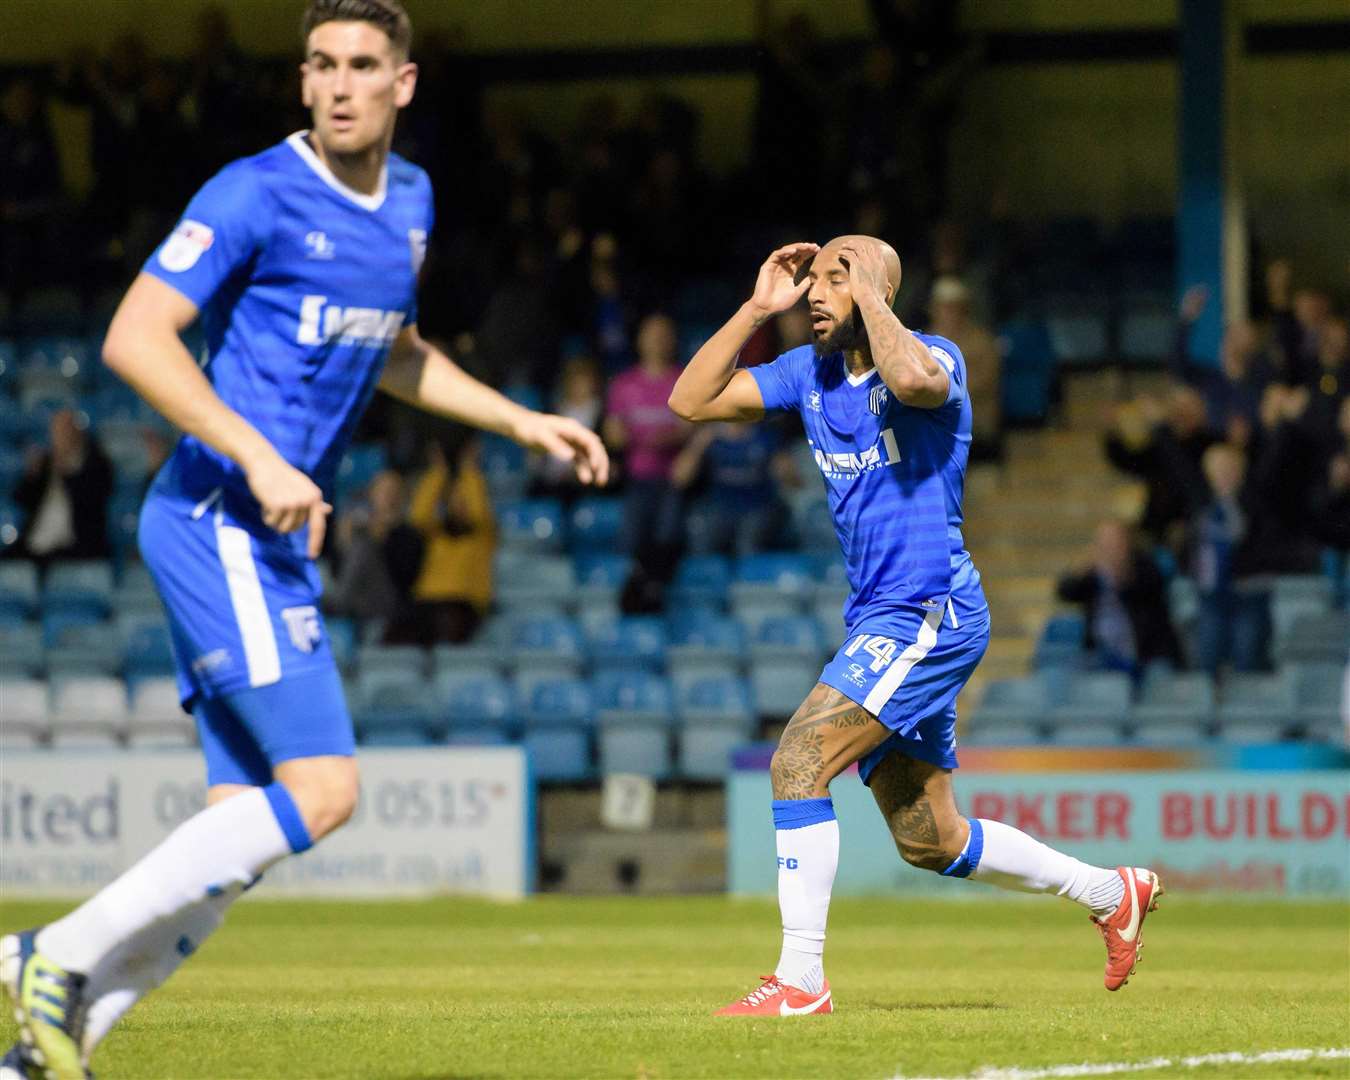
[1,896,1346,1078]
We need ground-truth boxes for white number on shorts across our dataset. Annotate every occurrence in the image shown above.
[845,633,897,673]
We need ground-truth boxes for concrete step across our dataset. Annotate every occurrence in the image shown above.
[540,827,727,894]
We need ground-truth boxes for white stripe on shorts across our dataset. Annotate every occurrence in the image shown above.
[216,524,282,687]
[863,606,944,715]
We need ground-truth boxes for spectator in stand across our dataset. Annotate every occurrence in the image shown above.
[605,313,689,606]
[1310,397,1350,553]
[928,275,1002,460]
[1266,258,1332,387]
[672,422,792,556]
[1253,384,1340,571]
[11,409,113,567]
[325,470,424,633]
[534,353,605,503]
[1172,284,1272,433]
[1056,520,1184,676]
[1306,316,1348,444]
[400,434,495,645]
[474,232,560,388]
[1104,386,1217,551]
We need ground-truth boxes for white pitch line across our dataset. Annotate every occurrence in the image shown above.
[890,1046,1350,1080]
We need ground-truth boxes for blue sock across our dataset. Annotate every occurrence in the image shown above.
[941,818,984,878]
[263,782,313,854]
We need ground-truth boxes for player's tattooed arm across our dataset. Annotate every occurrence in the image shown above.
[770,684,890,799]
[839,242,950,410]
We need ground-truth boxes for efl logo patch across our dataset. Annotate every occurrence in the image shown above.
[408,228,427,274]
[158,219,214,272]
[282,605,322,654]
[869,384,889,415]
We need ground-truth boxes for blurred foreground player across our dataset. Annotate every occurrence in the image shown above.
[669,238,1162,1017]
[0,3,606,1077]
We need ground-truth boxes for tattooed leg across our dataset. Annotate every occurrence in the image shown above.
[769,684,893,800]
[867,750,970,872]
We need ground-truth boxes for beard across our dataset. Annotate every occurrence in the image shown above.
[812,306,867,357]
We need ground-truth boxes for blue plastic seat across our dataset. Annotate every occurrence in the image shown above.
[678,723,751,781]
[1048,672,1132,737]
[597,726,671,778]
[1291,663,1344,735]
[1216,672,1297,740]
[587,616,667,672]
[497,499,565,552]
[354,671,439,743]
[0,560,38,620]
[0,624,43,677]
[41,608,106,648]
[495,552,577,611]
[967,677,1052,741]
[510,614,585,674]
[573,551,630,610]
[334,443,387,503]
[998,317,1054,424]
[675,673,754,728]
[731,596,802,636]
[665,611,744,677]
[750,615,823,664]
[43,561,114,618]
[1035,613,1086,670]
[567,496,623,554]
[521,677,594,729]
[357,644,426,678]
[749,658,819,720]
[480,436,529,501]
[439,674,517,733]
[1119,304,1173,364]
[1274,611,1348,665]
[0,678,50,744]
[731,553,815,604]
[593,670,674,726]
[46,620,123,676]
[524,728,591,782]
[123,622,177,679]
[1047,311,1109,366]
[430,641,505,679]
[669,555,732,609]
[1130,671,1215,734]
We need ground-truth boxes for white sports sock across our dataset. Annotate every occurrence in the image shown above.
[80,890,235,1060]
[772,798,838,995]
[968,818,1125,915]
[37,785,308,974]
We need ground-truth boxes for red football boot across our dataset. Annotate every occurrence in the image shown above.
[1093,866,1164,991]
[714,975,833,1016]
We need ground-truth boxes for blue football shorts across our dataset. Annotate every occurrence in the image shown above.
[138,483,354,785]
[818,599,990,781]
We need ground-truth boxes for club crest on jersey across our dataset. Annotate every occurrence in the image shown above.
[408,228,427,274]
[808,390,822,412]
[869,384,889,415]
[158,219,214,272]
[305,230,336,260]
[297,295,406,346]
[281,605,322,654]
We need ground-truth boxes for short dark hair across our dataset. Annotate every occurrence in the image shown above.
[301,0,412,59]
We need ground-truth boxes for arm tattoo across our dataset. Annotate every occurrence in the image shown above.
[857,295,946,406]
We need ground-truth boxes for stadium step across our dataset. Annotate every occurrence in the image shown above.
[540,828,727,893]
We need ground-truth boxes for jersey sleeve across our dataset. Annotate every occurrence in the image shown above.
[747,348,806,414]
[924,336,966,410]
[143,161,269,310]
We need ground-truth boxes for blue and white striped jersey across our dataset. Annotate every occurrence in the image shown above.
[749,335,986,629]
[143,131,433,521]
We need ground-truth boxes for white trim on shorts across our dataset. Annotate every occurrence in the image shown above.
[215,523,282,687]
[863,606,944,715]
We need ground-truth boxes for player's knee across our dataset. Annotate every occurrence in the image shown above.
[896,839,960,873]
[276,758,360,841]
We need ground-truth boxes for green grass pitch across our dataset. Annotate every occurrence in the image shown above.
[1,896,1346,1079]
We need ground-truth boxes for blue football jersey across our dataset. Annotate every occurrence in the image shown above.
[749,336,986,628]
[143,131,433,521]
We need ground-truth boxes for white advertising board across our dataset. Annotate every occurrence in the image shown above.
[0,747,532,898]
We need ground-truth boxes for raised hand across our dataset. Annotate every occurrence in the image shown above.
[244,451,331,559]
[513,412,610,486]
[837,241,889,307]
[749,242,819,321]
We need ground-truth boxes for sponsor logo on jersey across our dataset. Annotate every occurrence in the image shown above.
[869,384,889,415]
[305,230,336,259]
[191,648,231,676]
[813,427,902,479]
[297,295,406,346]
[281,605,323,654]
[158,219,215,272]
[408,228,427,274]
[843,662,869,688]
[808,390,822,412]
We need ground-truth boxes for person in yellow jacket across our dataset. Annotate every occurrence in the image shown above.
[401,433,495,644]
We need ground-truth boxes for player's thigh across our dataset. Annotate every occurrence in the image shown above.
[770,683,893,799]
[867,749,969,870]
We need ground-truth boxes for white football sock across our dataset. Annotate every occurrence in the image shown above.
[967,818,1125,915]
[80,889,235,1060]
[37,784,308,974]
[772,798,838,995]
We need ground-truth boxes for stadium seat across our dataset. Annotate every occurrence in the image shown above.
[674,673,755,729]
[593,669,674,727]
[1046,310,1109,367]
[1131,671,1216,734]
[357,644,427,678]
[480,436,529,501]
[43,560,114,618]
[430,641,505,679]
[749,615,823,665]
[0,678,50,746]
[573,552,630,610]
[597,725,672,779]
[1215,672,1296,741]
[966,677,1051,742]
[127,677,195,748]
[731,596,802,635]
[45,620,124,677]
[495,551,577,612]
[0,560,38,620]
[811,596,848,649]
[0,623,44,677]
[122,621,177,679]
[730,553,815,605]
[355,671,439,743]
[497,499,565,552]
[669,555,731,610]
[677,723,749,781]
[567,496,623,554]
[325,616,357,671]
[511,614,585,678]
[520,677,594,730]
[112,562,163,615]
[49,675,128,747]
[997,317,1054,425]
[666,612,744,680]
[334,443,387,503]
[523,727,592,782]
[440,674,517,735]
[749,658,819,720]
[586,616,667,672]
[1048,672,1132,736]
[1118,303,1173,364]
[1034,613,1086,670]
[1274,611,1349,665]
[1291,663,1345,737]
[959,719,1046,746]
[1272,573,1333,608]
